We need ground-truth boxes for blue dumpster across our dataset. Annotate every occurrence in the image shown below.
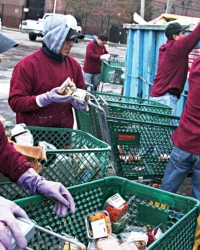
[123,23,200,116]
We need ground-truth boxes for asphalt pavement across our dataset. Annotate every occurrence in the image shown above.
[0,29,125,122]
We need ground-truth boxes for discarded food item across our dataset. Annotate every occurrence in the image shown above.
[115,239,139,250]
[120,231,148,250]
[147,223,167,246]
[119,154,142,164]
[62,233,86,250]
[85,210,111,239]
[59,77,76,95]
[104,193,128,222]
[96,235,120,250]
[15,130,34,146]
[72,89,88,104]
[157,154,170,162]
[38,141,57,150]
[10,123,27,139]
[111,214,127,234]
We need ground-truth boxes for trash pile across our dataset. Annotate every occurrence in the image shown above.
[65,193,167,250]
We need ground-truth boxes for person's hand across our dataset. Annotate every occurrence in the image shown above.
[100,54,110,61]
[36,180,75,217]
[36,81,73,107]
[17,168,75,217]
[0,196,29,250]
[71,89,89,111]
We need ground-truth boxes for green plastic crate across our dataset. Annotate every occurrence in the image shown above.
[0,127,110,200]
[75,92,172,141]
[14,176,200,250]
[101,60,125,85]
[106,105,180,126]
[92,91,172,114]
[106,117,177,179]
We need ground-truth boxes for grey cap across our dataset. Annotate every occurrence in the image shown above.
[0,33,18,53]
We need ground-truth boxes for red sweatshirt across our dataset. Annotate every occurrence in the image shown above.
[0,122,32,182]
[150,23,200,98]
[172,56,200,154]
[83,39,109,74]
[9,48,85,128]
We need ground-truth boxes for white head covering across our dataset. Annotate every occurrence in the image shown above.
[42,15,84,55]
[43,15,70,55]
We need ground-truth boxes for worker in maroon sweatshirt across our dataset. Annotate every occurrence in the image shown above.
[0,34,75,250]
[150,22,200,115]
[161,55,200,201]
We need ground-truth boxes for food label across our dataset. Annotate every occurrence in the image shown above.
[91,219,108,239]
[154,228,163,239]
[108,193,125,209]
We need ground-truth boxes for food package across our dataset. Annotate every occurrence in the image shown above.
[72,88,88,104]
[111,214,127,234]
[147,223,167,246]
[10,123,34,146]
[120,231,148,250]
[63,239,86,250]
[104,193,129,222]
[96,235,120,250]
[38,141,57,150]
[115,239,139,250]
[85,210,111,239]
[71,147,102,183]
[62,233,86,250]
[12,143,46,173]
[59,77,76,95]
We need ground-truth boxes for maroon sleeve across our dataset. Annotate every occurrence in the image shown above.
[9,62,40,113]
[174,22,200,55]
[72,58,85,90]
[86,41,101,60]
[0,122,32,182]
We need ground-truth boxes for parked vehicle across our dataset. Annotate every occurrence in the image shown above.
[84,34,98,41]
[20,13,82,41]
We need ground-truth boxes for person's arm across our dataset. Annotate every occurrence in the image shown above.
[9,62,76,110]
[175,22,200,55]
[0,196,29,250]
[0,122,32,182]
[0,122,75,217]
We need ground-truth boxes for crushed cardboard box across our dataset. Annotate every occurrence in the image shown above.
[12,143,46,173]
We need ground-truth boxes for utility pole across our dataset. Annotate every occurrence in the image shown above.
[166,0,173,13]
[53,0,57,14]
[140,0,145,19]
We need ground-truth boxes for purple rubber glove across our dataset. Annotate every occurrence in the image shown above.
[36,82,73,107]
[70,99,89,111]
[17,168,75,217]
[0,196,29,250]
[70,89,89,111]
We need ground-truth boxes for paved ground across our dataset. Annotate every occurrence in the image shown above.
[0,29,193,199]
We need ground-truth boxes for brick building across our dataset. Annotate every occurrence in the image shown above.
[0,0,199,30]
[0,0,67,28]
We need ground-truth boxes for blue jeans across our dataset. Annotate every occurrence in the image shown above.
[161,146,200,200]
[83,72,101,91]
[150,93,178,116]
